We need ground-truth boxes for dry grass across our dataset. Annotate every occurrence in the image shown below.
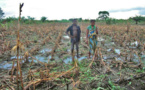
[0,21,145,89]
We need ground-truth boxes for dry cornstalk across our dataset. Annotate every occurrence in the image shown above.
[1,80,15,90]
[134,51,143,66]
[10,3,24,90]
[88,48,98,68]
[24,66,76,90]
[50,31,62,60]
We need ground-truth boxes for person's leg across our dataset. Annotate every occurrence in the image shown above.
[76,42,80,58]
[88,38,93,58]
[71,40,74,55]
[88,52,91,59]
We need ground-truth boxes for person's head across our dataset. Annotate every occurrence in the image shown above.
[72,19,77,25]
[90,19,96,26]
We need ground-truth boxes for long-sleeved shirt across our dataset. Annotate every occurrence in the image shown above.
[66,25,81,43]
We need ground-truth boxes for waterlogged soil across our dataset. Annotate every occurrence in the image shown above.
[0,24,145,90]
[0,36,106,70]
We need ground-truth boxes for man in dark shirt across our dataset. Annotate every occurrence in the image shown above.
[66,19,81,58]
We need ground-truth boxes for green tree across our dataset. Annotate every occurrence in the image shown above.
[130,16,145,24]
[41,16,47,22]
[27,16,35,21]
[78,18,82,21]
[27,16,35,24]
[106,18,116,25]
[21,16,27,23]
[98,11,109,20]
[0,7,4,21]
[5,17,17,22]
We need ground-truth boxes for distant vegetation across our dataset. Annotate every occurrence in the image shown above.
[129,16,145,24]
[0,6,145,25]
[0,7,4,21]
[41,16,47,22]
[98,11,109,20]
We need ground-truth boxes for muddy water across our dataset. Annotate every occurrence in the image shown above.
[40,48,52,54]
[128,41,139,49]
[1,37,144,70]
[33,55,50,63]
[63,36,105,41]
[0,54,85,70]
[98,37,105,41]
[63,36,69,39]
[131,41,138,46]
[114,49,121,55]
[0,56,23,69]
[0,61,16,69]
[64,56,87,64]
[132,54,145,64]
[141,55,145,65]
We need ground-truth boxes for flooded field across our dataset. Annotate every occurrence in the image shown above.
[0,22,145,90]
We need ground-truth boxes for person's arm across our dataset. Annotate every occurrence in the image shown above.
[96,26,98,34]
[66,27,72,38]
[79,26,81,42]
[86,29,89,44]
[96,26,98,38]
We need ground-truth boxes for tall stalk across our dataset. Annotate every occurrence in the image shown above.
[16,3,24,90]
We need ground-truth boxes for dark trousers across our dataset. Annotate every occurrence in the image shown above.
[71,38,79,57]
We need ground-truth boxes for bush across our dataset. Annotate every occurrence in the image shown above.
[106,18,112,25]
[106,18,117,25]
[5,17,17,22]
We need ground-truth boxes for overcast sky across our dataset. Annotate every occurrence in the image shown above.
[0,0,145,20]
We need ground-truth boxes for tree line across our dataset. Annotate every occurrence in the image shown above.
[0,7,145,25]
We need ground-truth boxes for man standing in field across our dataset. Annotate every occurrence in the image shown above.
[66,19,81,58]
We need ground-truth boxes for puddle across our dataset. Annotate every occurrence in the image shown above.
[32,55,51,63]
[141,55,145,58]
[105,42,115,46]
[78,56,87,61]
[103,56,111,64]
[0,55,29,69]
[103,54,118,60]
[128,41,138,49]
[63,36,70,39]
[132,59,140,64]
[63,36,105,42]
[67,49,71,52]
[107,48,121,55]
[40,48,52,54]
[114,49,121,55]
[98,37,105,41]
[115,57,124,62]
[0,55,59,69]
[107,49,111,52]
[111,42,115,45]
[103,56,108,60]
[129,46,137,49]
[0,61,16,69]
[11,56,24,59]
[81,37,86,39]
[141,55,145,65]
[131,41,138,47]
[32,55,61,63]
[64,56,87,64]
[131,54,140,64]
[64,57,72,63]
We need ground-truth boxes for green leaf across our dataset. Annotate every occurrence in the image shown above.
[128,82,132,85]
[97,87,104,90]
[117,72,120,74]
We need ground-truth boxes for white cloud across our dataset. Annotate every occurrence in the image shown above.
[0,0,145,20]
[110,10,140,19]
